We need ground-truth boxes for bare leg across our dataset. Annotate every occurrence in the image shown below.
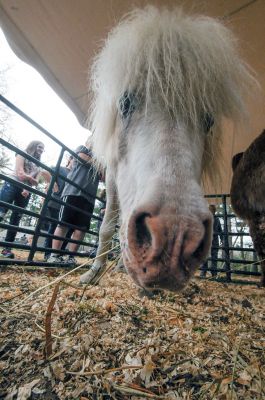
[80,172,119,284]
[68,230,85,253]
[52,225,69,251]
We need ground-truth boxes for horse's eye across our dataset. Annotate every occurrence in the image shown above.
[202,113,214,133]
[119,91,136,119]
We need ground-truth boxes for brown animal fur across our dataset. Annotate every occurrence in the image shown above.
[230,129,265,286]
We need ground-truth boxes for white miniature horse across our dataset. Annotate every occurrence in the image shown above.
[81,7,256,291]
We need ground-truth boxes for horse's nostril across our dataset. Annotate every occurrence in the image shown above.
[143,267,147,273]
[180,215,212,264]
[190,217,212,259]
[192,238,204,259]
[135,212,152,247]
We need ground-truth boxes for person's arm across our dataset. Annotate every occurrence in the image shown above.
[38,169,51,183]
[77,144,106,182]
[38,170,59,192]
[78,149,105,183]
[15,155,38,186]
[77,150,93,164]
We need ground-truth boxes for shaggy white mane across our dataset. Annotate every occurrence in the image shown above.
[89,6,256,184]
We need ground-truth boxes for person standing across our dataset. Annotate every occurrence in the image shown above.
[200,204,223,278]
[47,142,99,265]
[43,156,73,260]
[0,141,45,258]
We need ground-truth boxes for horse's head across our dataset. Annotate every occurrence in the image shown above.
[116,101,214,290]
[90,7,256,291]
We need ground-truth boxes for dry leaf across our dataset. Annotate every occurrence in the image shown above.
[1,268,264,399]
[140,356,156,385]
[16,379,40,400]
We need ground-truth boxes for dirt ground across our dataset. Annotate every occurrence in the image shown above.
[0,263,264,400]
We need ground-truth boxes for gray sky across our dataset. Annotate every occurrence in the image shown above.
[0,28,90,168]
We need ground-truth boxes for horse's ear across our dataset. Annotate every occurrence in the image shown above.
[119,91,137,119]
[203,113,214,133]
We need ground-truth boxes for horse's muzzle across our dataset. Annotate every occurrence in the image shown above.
[123,207,213,291]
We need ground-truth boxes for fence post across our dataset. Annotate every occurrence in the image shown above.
[27,148,65,261]
[222,194,231,282]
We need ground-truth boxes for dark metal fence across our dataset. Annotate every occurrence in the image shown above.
[0,95,262,283]
[0,94,105,267]
[203,194,261,283]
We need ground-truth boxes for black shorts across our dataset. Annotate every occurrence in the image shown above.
[59,195,94,229]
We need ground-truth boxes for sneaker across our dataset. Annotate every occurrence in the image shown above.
[46,254,64,263]
[88,249,97,258]
[64,255,77,266]
[1,248,15,259]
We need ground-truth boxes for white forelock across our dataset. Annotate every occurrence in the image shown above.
[89,6,257,184]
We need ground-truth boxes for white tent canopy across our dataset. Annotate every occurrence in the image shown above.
[1,0,264,192]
